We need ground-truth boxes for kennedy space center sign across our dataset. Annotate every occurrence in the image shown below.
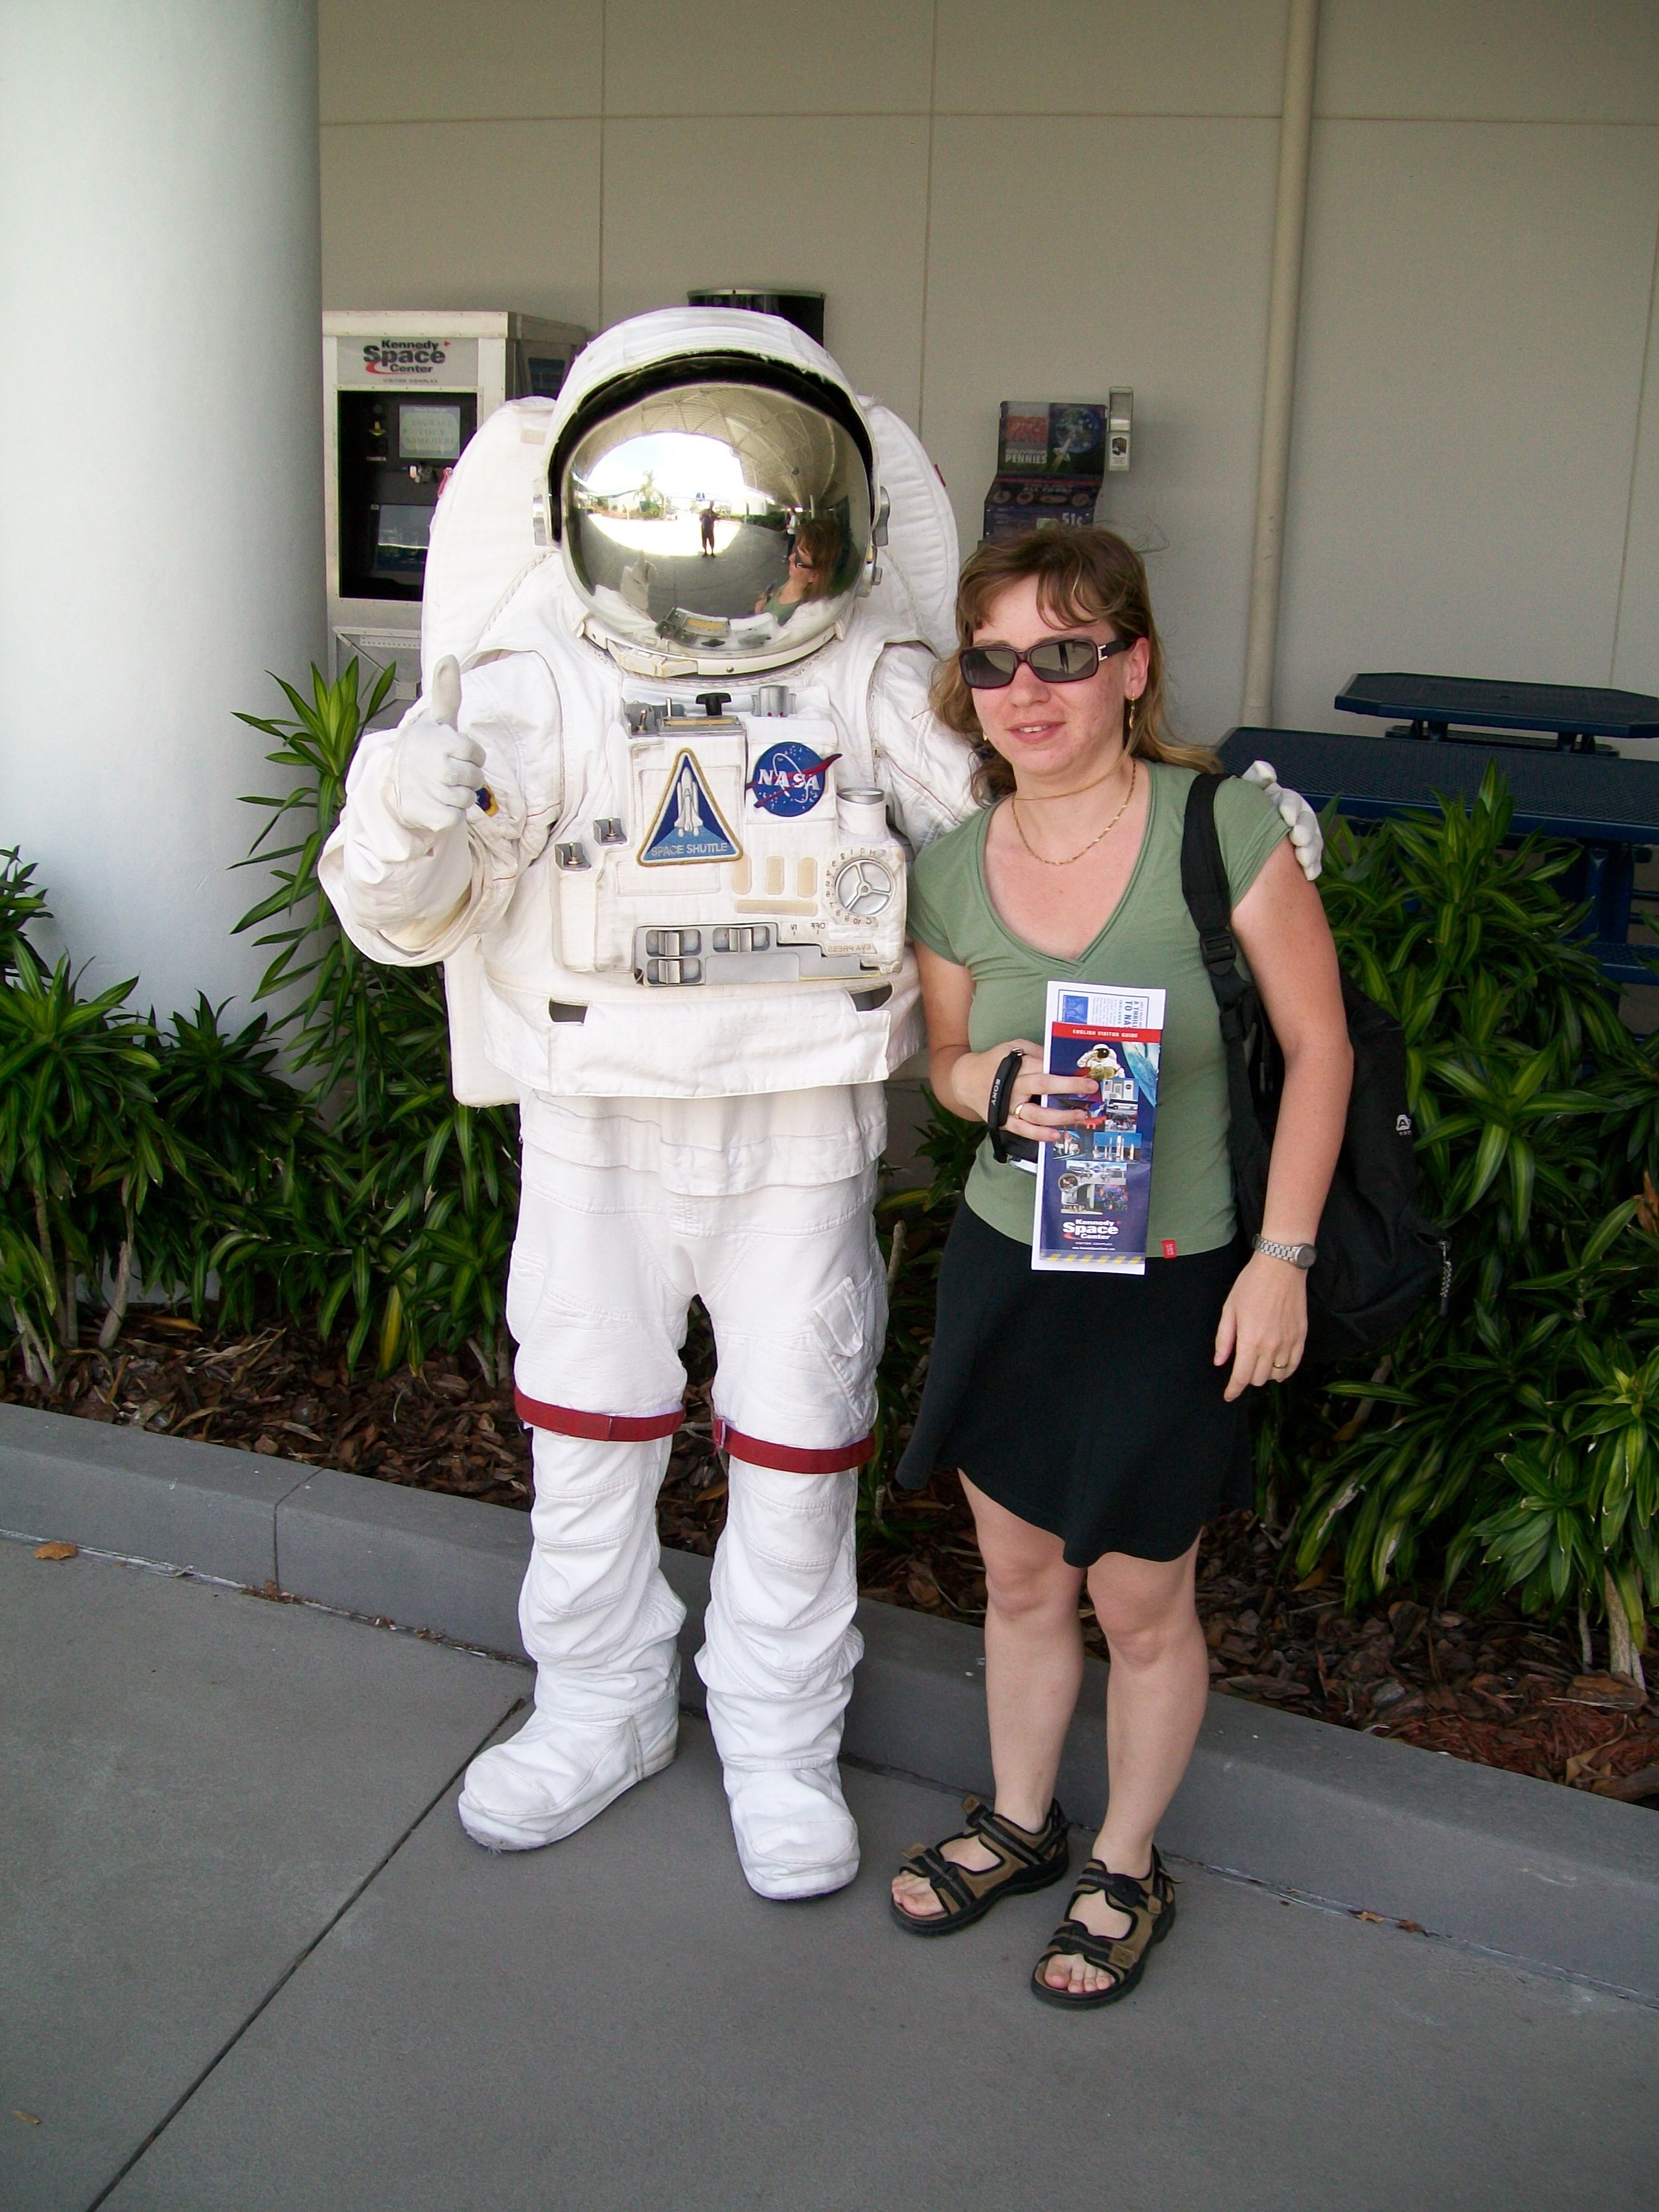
[335,336,481,388]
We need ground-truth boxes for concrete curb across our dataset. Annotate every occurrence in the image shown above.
[5,1400,1658,2001]
[0,1402,310,1586]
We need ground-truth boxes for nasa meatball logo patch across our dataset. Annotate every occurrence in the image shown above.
[747,741,841,819]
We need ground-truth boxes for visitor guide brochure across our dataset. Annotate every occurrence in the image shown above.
[1031,981,1165,1275]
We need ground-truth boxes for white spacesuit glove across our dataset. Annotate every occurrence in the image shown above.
[1242,759,1323,882]
[386,656,488,837]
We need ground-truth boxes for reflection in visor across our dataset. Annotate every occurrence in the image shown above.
[563,383,871,672]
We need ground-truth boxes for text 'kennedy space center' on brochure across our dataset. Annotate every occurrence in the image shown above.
[1031,981,1165,1275]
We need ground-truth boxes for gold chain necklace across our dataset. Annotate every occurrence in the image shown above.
[1011,756,1137,868]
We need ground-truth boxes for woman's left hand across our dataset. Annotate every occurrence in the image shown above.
[1213,1252,1308,1402]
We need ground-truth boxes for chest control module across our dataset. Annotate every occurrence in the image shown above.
[549,697,907,988]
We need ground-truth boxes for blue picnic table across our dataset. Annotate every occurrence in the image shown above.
[1223,674,1659,986]
[1333,671,1659,754]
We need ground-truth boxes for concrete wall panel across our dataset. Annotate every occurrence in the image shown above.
[921,116,1277,744]
[1277,121,1659,734]
[604,0,934,117]
[1317,0,1659,124]
[320,0,604,123]
[321,118,604,328]
[934,0,1285,117]
[599,115,932,420]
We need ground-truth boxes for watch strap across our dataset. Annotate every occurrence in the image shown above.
[1253,1235,1316,1269]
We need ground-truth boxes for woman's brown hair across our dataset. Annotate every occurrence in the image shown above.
[930,527,1220,804]
[791,514,846,600]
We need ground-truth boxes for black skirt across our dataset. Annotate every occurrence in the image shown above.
[895,1201,1252,1567]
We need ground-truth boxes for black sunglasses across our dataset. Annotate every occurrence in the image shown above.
[957,635,1131,689]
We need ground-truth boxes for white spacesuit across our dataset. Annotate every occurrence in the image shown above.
[322,306,1322,1902]
[322,308,975,1899]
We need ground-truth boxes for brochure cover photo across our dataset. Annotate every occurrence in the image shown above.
[1032,982,1165,1274]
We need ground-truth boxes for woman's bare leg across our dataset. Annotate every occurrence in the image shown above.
[891,1475,1084,1919]
[1038,1538,1208,1995]
[973,1478,1087,1827]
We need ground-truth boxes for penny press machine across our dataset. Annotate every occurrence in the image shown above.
[322,310,589,715]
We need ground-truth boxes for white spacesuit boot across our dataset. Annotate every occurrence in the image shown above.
[456,1429,685,1850]
[698,1455,864,1900]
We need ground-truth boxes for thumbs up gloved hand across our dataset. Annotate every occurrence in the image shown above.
[387,657,488,837]
[1241,759,1323,881]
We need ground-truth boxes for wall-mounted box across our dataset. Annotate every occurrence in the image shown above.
[322,310,589,706]
[982,392,1133,543]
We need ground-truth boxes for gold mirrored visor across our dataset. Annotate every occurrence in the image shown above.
[561,379,872,671]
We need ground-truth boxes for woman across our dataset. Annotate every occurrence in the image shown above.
[753,514,845,620]
[887,529,1352,2008]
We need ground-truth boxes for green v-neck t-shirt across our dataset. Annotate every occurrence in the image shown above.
[907,762,1287,1256]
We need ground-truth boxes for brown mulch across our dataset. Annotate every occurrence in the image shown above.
[8,1306,1657,1808]
[10,1315,535,1508]
[872,1478,1659,1804]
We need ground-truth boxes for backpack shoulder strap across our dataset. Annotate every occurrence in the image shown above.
[1180,773,1253,1032]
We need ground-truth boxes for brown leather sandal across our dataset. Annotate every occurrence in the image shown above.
[1029,1849,1177,2009]
[889,1794,1070,1937]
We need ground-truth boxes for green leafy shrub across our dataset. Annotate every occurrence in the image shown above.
[0,853,179,1376]
[229,660,519,1375]
[0,855,309,1374]
[0,848,50,983]
[1258,771,1659,1673]
[138,994,319,1331]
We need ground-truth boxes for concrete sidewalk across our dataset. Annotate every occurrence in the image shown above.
[4,1536,1655,2211]
[10,1401,1658,2002]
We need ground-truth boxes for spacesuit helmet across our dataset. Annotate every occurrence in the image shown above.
[551,349,875,677]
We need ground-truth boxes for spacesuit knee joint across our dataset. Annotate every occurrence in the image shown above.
[517,1387,684,1442]
[712,1418,872,1474]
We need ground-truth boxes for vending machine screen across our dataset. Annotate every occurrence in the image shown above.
[397,402,463,461]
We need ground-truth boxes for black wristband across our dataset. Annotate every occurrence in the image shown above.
[987,1050,1033,1166]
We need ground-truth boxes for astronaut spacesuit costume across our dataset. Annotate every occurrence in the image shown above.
[322,307,1321,1901]
[323,307,976,1899]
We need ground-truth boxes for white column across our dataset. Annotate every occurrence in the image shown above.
[0,1,323,1020]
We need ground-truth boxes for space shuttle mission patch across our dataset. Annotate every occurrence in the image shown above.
[639,749,743,865]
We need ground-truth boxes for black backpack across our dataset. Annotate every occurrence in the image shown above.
[1180,774,1449,1360]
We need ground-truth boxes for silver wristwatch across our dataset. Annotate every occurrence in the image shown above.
[1253,1235,1317,1269]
